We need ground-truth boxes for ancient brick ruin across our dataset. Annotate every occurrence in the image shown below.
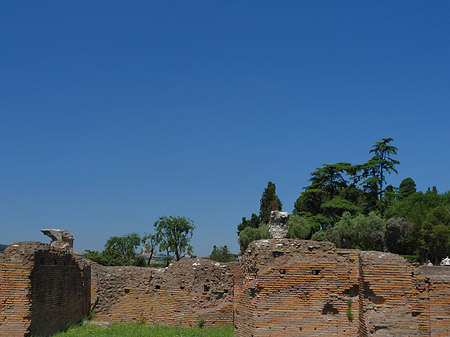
[1,238,450,336]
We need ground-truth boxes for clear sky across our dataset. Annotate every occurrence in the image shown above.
[1,1,449,257]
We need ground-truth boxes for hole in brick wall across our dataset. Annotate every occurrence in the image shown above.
[280,269,286,274]
[412,311,420,317]
[272,251,283,258]
[363,282,374,298]
[343,285,359,297]
[250,286,263,298]
[371,295,385,304]
[223,289,228,293]
[204,285,210,292]
[322,303,339,315]
[180,286,185,290]
[312,270,320,275]
[125,289,130,294]
[155,285,160,289]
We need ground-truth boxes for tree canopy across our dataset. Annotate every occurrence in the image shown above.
[84,215,196,267]
[237,138,450,264]
[154,215,195,263]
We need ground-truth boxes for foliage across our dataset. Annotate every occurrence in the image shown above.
[346,299,354,320]
[142,233,160,266]
[327,212,385,251]
[237,213,260,235]
[154,216,195,262]
[399,178,416,200]
[84,233,144,266]
[287,214,319,240]
[0,244,7,253]
[259,181,282,223]
[384,217,415,254]
[235,137,450,264]
[236,182,282,252]
[238,223,269,253]
[309,163,352,198]
[105,233,142,265]
[52,322,235,337]
[366,137,400,201]
[209,245,237,263]
[421,206,450,263]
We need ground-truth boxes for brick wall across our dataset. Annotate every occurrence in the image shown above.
[413,266,450,336]
[90,258,235,328]
[359,251,419,336]
[0,242,89,337]
[2,239,450,337]
[234,240,360,336]
[234,239,450,337]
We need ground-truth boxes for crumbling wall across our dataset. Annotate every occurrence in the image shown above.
[235,240,360,336]
[359,251,419,336]
[413,266,450,337]
[3,239,450,337]
[90,258,235,327]
[0,242,89,337]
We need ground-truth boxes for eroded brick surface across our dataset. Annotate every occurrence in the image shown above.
[0,242,89,337]
[90,258,235,327]
[2,240,450,337]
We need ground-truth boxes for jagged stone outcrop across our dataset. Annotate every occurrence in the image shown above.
[40,229,74,253]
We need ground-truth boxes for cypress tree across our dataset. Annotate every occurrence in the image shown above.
[259,181,282,223]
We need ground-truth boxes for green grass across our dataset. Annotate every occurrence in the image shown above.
[52,322,235,337]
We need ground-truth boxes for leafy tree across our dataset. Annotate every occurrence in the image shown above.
[259,182,282,223]
[209,245,237,262]
[142,233,160,266]
[104,233,142,265]
[84,248,126,266]
[237,213,260,235]
[326,212,385,251]
[238,223,269,253]
[287,214,319,240]
[421,206,450,263]
[399,178,417,200]
[293,188,328,216]
[154,216,195,262]
[0,244,8,253]
[84,233,146,267]
[384,217,415,255]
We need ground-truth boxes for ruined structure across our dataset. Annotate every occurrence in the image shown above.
[1,237,450,336]
[40,229,74,253]
[0,242,90,337]
[268,210,289,239]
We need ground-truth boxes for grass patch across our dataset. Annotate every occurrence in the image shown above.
[52,322,235,337]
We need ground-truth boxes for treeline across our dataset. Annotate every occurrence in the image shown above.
[0,244,7,253]
[85,216,195,267]
[237,138,450,264]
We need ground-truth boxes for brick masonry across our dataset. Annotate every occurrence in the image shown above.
[0,242,90,337]
[1,239,450,336]
[89,258,235,327]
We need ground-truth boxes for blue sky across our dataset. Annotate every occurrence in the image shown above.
[1,1,449,256]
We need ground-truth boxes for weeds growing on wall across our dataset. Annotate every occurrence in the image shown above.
[346,299,354,320]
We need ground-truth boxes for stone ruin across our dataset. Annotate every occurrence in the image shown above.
[40,228,74,253]
[2,230,450,336]
[268,210,289,239]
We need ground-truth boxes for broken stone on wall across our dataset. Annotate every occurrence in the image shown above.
[40,228,74,253]
[268,210,289,239]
